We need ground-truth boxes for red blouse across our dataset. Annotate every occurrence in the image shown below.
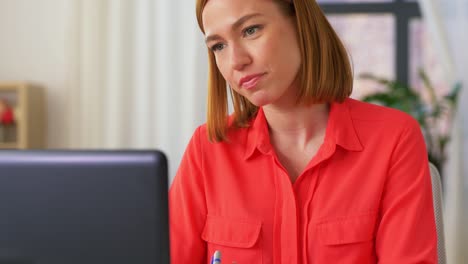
[169,98,437,264]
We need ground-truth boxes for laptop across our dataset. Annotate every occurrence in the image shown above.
[0,150,169,264]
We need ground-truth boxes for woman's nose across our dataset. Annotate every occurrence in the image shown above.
[229,44,252,71]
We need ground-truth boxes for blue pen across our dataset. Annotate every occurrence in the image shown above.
[211,250,221,264]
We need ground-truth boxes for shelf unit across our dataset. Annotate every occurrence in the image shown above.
[0,83,45,149]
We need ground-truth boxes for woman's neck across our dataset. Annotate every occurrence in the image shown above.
[263,102,329,149]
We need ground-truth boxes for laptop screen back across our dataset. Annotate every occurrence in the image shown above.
[0,150,169,264]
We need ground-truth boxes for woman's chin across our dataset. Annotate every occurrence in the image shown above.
[246,92,273,107]
[249,99,270,108]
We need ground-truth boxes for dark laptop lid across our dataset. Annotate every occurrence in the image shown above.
[0,150,169,264]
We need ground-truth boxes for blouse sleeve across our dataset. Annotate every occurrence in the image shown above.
[376,117,438,263]
[169,126,207,263]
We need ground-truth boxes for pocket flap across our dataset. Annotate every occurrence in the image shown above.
[316,213,377,245]
[201,215,262,248]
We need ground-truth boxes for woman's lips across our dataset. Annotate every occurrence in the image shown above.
[239,73,265,90]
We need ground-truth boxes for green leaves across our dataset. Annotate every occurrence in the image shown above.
[361,73,426,125]
[360,69,462,176]
[445,82,462,106]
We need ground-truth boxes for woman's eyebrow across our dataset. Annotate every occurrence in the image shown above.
[205,13,263,44]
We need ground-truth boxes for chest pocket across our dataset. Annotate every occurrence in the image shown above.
[312,213,378,263]
[316,212,378,245]
[201,215,263,264]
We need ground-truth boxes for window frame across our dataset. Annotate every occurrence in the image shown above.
[318,0,421,86]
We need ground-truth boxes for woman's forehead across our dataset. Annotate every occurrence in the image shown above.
[202,0,277,31]
[203,0,268,17]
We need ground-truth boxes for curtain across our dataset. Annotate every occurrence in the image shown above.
[418,0,468,262]
[65,0,208,180]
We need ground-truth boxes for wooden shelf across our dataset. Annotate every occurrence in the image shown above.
[0,83,45,149]
[0,142,18,149]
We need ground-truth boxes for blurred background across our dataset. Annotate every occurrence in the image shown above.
[0,0,466,262]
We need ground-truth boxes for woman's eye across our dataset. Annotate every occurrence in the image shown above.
[243,25,261,37]
[210,43,225,52]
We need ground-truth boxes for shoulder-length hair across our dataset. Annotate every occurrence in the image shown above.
[196,0,353,142]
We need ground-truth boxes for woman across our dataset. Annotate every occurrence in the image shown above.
[169,0,437,263]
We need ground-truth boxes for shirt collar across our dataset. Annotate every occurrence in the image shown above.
[243,98,363,160]
[244,107,271,160]
[326,98,363,152]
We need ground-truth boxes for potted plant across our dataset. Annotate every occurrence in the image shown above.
[360,69,461,178]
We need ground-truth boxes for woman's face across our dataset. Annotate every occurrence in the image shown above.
[202,0,302,107]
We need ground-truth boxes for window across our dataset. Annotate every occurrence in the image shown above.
[318,0,447,98]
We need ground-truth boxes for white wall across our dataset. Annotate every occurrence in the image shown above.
[0,0,73,148]
[0,0,209,180]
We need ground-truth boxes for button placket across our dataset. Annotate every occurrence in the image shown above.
[273,161,299,264]
[302,164,323,264]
